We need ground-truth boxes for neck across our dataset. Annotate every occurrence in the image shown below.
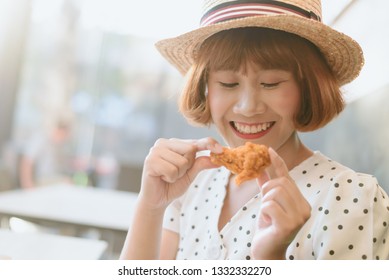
[275,132,313,171]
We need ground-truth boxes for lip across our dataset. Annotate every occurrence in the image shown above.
[230,121,275,140]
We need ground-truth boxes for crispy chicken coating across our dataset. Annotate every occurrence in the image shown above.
[210,142,270,185]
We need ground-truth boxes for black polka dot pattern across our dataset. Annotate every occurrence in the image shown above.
[163,167,261,259]
[162,152,389,260]
[287,152,389,260]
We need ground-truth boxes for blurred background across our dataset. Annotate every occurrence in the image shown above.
[0,0,388,259]
[0,0,215,193]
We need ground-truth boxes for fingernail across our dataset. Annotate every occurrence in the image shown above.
[268,147,277,157]
[213,143,223,153]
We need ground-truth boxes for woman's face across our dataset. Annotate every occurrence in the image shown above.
[207,63,300,150]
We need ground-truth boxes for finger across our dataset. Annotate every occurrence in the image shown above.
[259,200,288,228]
[157,139,209,169]
[186,155,217,182]
[192,137,223,153]
[261,185,290,212]
[148,138,221,184]
[268,148,291,179]
[159,149,193,179]
[165,138,222,158]
[261,176,312,226]
[261,177,301,203]
[259,200,303,244]
[157,138,198,156]
[150,158,183,183]
[145,146,192,183]
[256,169,270,189]
[261,177,289,195]
[261,184,302,216]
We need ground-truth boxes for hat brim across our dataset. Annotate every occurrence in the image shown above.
[155,15,364,86]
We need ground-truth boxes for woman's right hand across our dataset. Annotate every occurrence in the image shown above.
[138,137,222,211]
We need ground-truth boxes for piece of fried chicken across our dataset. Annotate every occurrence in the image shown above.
[210,142,270,185]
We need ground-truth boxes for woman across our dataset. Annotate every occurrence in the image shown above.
[121,0,389,260]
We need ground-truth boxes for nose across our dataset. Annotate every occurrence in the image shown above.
[233,87,267,116]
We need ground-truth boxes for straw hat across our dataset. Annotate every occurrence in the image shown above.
[156,0,364,86]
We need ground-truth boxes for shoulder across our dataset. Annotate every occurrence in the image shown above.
[293,151,379,189]
[311,153,388,219]
[327,154,383,202]
[290,153,389,259]
[293,151,387,209]
[322,154,382,201]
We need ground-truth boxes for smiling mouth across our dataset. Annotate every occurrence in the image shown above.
[230,121,275,135]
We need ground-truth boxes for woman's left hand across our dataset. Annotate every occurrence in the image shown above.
[251,148,311,260]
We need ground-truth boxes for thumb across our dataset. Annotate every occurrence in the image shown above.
[187,156,217,182]
[256,170,270,189]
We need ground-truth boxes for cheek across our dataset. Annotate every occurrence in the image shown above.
[208,91,228,120]
[274,90,300,117]
[281,100,299,116]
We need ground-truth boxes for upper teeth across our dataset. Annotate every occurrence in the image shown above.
[234,122,272,134]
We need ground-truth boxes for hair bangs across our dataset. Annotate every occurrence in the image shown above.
[200,28,302,76]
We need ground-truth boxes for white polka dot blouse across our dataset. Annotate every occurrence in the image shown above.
[163,151,389,260]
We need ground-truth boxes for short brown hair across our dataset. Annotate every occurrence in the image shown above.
[179,27,344,132]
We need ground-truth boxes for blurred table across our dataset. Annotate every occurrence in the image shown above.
[0,184,138,258]
[0,229,107,260]
[0,184,138,233]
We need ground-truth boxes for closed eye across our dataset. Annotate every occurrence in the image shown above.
[260,82,282,89]
[219,82,239,88]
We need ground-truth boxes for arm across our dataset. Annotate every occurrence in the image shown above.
[120,199,167,259]
[120,137,221,260]
[160,229,180,259]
